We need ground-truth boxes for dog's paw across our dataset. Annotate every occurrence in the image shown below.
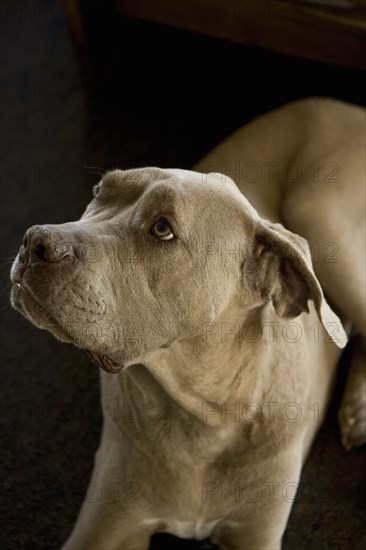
[338,339,366,450]
[339,400,366,450]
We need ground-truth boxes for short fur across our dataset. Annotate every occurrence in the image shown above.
[10,99,365,549]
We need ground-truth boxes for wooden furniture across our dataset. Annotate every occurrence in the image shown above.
[64,0,366,71]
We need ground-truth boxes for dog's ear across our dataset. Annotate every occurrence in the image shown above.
[244,221,347,348]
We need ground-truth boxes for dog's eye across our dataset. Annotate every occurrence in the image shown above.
[151,219,174,241]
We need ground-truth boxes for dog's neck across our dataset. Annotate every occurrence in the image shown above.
[134,301,281,424]
[101,300,308,462]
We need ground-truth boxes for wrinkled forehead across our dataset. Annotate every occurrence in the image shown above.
[101,167,258,219]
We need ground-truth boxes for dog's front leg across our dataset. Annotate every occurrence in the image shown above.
[214,526,282,550]
[61,482,154,550]
[211,458,302,550]
[62,510,153,550]
[61,428,156,550]
[61,493,154,550]
[213,502,290,550]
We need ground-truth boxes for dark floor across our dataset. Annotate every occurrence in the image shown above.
[0,1,365,549]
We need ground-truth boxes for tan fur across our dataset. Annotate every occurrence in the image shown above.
[10,99,365,549]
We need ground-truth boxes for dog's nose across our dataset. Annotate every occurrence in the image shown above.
[20,225,75,265]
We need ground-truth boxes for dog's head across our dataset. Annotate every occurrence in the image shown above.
[10,168,347,373]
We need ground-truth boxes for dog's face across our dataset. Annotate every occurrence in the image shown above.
[10,168,261,372]
[10,167,346,373]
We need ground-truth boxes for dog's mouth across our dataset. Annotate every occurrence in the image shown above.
[87,351,124,374]
[13,282,124,375]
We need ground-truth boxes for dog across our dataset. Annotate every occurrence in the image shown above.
[10,98,365,549]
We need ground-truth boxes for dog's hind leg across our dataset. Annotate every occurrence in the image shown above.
[338,335,366,450]
[282,175,366,450]
[281,174,366,339]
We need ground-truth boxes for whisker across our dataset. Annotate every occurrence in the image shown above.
[83,166,107,176]
[5,252,20,265]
